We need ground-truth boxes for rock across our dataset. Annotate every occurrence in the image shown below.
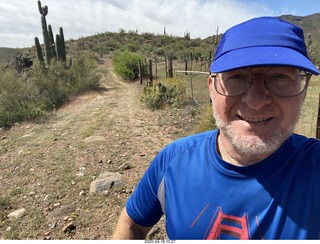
[118,163,131,170]
[7,208,26,219]
[62,221,76,233]
[83,136,105,143]
[90,171,123,193]
[147,226,161,239]
[0,136,7,140]
[47,203,76,219]
[21,132,34,138]
[76,172,84,177]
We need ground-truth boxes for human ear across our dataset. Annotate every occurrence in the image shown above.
[208,75,215,99]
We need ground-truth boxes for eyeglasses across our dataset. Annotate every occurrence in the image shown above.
[212,67,311,97]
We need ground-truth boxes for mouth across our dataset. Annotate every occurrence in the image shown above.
[237,115,273,125]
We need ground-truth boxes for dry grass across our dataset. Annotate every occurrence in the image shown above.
[0,60,199,240]
[295,75,320,138]
[0,60,319,240]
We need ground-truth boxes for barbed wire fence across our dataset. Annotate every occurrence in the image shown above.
[295,79,320,138]
[146,58,320,139]
[173,70,210,109]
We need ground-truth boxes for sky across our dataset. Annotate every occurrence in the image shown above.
[0,0,319,48]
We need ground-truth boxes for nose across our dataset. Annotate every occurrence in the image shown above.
[240,76,272,110]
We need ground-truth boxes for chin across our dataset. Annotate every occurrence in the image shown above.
[212,104,299,159]
[214,115,295,159]
[223,124,294,158]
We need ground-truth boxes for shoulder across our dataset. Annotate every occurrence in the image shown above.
[289,134,320,171]
[289,133,320,152]
[164,130,217,154]
[151,130,218,172]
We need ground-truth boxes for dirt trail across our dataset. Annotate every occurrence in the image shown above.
[0,61,198,239]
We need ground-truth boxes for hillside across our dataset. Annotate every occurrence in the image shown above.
[280,13,320,40]
[2,13,320,69]
[0,48,21,64]
[1,13,320,240]
[280,13,320,63]
[0,58,201,239]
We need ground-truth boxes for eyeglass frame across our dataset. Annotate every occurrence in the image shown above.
[210,67,312,98]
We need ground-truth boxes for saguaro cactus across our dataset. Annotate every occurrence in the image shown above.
[59,27,66,62]
[48,25,56,58]
[38,0,51,65]
[34,0,67,66]
[35,0,67,65]
[55,34,62,61]
[34,37,44,65]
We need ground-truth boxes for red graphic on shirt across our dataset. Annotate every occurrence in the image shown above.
[206,207,249,239]
[191,206,264,239]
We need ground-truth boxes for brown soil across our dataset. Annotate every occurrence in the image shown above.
[0,59,200,240]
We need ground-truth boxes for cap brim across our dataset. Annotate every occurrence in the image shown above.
[210,46,320,75]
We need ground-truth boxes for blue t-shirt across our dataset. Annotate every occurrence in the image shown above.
[126,130,320,239]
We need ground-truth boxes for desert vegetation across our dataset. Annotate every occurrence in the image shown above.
[0,4,320,239]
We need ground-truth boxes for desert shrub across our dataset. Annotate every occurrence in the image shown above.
[0,54,100,128]
[66,55,100,94]
[0,68,45,127]
[31,61,70,110]
[194,104,217,133]
[31,54,100,110]
[140,83,164,109]
[140,78,187,110]
[112,49,144,80]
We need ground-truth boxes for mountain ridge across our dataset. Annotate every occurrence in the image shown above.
[1,13,320,64]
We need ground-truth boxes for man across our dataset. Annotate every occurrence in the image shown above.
[112,17,320,239]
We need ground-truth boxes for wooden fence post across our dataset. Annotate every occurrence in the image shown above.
[148,59,153,85]
[185,60,188,75]
[165,57,168,78]
[138,60,143,85]
[316,93,320,139]
[168,58,173,78]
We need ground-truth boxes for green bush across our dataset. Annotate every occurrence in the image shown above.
[140,78,187,110]
[0,68,45,127]
[31,55,100,110]
[0,54,100,128]
[112,49,144,80]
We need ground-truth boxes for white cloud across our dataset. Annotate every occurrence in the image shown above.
[0,0,277,48]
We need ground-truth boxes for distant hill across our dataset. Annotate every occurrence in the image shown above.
[0,47,32,66]
[0,48,20,64]
[1,13,320,66]
[280,13,320,64]
[280,13,320,40]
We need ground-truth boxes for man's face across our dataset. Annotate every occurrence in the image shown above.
[208,67,307,161]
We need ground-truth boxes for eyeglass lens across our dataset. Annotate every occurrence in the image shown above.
[215,67,309,97]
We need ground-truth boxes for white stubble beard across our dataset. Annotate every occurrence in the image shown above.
[212,102,302,159]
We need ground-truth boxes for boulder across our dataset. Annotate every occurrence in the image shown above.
[90,171,123,193]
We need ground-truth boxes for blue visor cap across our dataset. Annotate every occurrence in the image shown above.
[210,17,320,75]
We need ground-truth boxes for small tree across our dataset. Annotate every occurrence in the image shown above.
[112,50,145,80]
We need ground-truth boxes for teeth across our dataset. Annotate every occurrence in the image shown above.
[239,116,270,123]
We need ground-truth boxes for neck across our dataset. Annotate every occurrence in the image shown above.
[216,132,272,166]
